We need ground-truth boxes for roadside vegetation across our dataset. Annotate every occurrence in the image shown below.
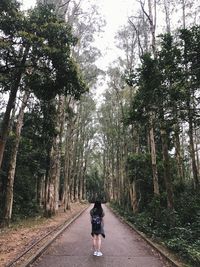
[0,1,199,266]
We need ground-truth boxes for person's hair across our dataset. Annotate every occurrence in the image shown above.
[93,200,103,216]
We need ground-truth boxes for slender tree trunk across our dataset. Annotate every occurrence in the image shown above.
[108,154,113,201]
[188,116,199,189]
[111,142,115,200]
[140,0,159,196]
[160,127,174,209]
[37,174,45,207]
[73,132,79,202]
[82,159,87,200]
[174,123,185,182]
[63,99,76,209]
[2,91,30,226]
[195,129,200,175]
[147,0,156,55]
[149,115,160,195]
[163,0,171,33]
[63,115,73,211]
[63,131,71,211]
[78,142,85,201]
[45,99,61,217]
[0,87,18,170]
[121,127,128,208]
[182,0,186,29]
[44,153,50,213]
[0,46,29,171]
[129,181,138,213]
[45,134,59,216]
[57,95,65,203]
[69,116,76,203]
[63,154,70,211]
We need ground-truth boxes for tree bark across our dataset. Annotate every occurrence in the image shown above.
[63,129,71,211]
[174,123,185,182]
[163,0,171,33]
[45,134,59,216]
[63,98,76,210]
[129,181,138,213]
[160,127,174,209]
[195,129,200,175]
[2,91,30,226]
[182,0,186,29]
[45,98,62,217]
[0,46,29,171]
[149,115,160,195]
[147,0,156,55]
[188,116,199,189]
[140,1,159,196]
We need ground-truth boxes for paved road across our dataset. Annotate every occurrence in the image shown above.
[33,205,172,267]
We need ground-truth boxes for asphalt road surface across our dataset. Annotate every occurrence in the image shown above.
[33,205,172,267]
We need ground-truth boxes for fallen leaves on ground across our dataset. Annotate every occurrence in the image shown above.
[0,202,88,266]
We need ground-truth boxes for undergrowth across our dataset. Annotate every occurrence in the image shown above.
[111,190,200,267]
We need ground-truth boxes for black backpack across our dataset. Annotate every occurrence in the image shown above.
[91,214,101,230]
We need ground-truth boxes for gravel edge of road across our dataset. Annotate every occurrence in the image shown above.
[16,204,90,267]
[107,204,190,267]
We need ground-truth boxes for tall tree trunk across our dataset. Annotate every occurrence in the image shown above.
[37,174,45,207]
[63,130,71,211]
[174,123,185,182]
[147,0,157,55]
[140,0,159,196]
[45,98,62,217]
[188,116,199,189]
[0,46,29,171]
[111,141,115,200]
[129,181,138,213]
[2,91,30,226]
[72,130,79,202]
[163,0,171,33]
[182,0,186,29]
[82,159,87,200]
[149,115,160,195]
[78,142,84,201]
[45,134,59,216]
[63,100,76,205]
[195,129,200,175]
[160,127,174,209]
[63,109,74,211]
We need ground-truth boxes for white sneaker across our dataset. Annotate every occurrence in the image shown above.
[93,251,97,256]
[96,251,103,256]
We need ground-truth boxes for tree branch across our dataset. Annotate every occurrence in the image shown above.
[128,19,143,58]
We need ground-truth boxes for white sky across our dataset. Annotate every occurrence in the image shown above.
[20,0,134,70]
[20,0,135,100]
[93,0,134,70]
[20,0,200,101]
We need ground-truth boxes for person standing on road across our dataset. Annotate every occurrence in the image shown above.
[90,200,105,256]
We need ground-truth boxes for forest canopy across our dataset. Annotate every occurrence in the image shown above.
[0,0,200,265]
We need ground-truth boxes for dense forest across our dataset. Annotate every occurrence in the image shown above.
[0,0,200,266]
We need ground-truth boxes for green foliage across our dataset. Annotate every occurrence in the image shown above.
[13,178,42,220]
[11,112,48,219]
[25,4,87,100]
[86,168,106,203]
[98,19,200,267]
[127,153,153,210]
[126,28,200,140]
[174,190,200,225]
[111,189,200,266]
[127,153,152,183]
[0,1,87,99]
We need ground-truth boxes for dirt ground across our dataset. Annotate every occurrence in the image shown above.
[0,202,88,267]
